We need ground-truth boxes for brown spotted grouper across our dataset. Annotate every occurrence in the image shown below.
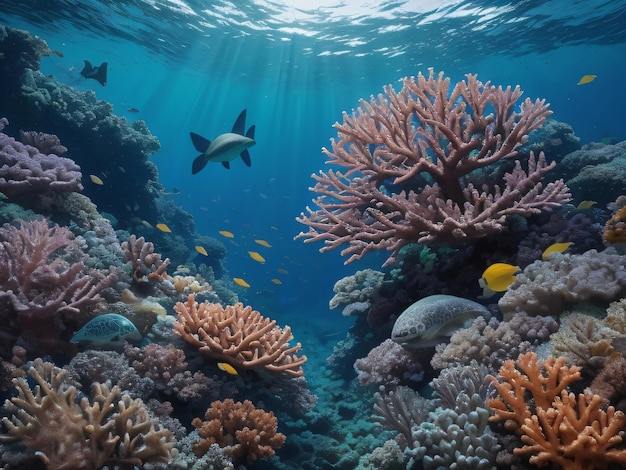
[391,294,490,348]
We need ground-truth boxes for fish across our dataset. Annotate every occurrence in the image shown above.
[576,200,597,210]
[542,242,573,260]
[89,174,104,185]
[219,230,234,238]
[217,362,238,375]
[233,277,251,288]
[128,107,140,113]
[271,278,282,285]
[248,251,266,263]
[577,74,597,85]
[156,223,172,233]
[80,60,108,86]
[277,268,289,275]
[190,109,256,174]
[195,245,208,256]
[255,239,272,248]
[479,263,520,298]
[71,313,141,348]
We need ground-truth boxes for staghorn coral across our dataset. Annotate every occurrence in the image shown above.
[0,359,175,469]
[192,398,286,464]
[297,68,570,265]
[517,392,626,469]
[173,294,307,377]
[122,234,170,287]
[0,118,82,196]
[486,351,582,434]
[499,248,626,317]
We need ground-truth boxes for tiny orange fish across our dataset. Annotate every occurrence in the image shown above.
[233,277,250,288]
[248,251,266,263]
[89,174,104,185]
[156,223,172,233]
[219,230,234,238]
[217,362,238,375]
[254,239,272,248]
[577,74,597,85]
[195,245,208,256]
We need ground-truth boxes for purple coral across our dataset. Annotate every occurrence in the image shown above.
[354,338,424,386]
[0,118,82,196]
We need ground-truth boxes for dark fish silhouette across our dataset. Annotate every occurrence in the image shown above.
[190,109,256,174]
[80,60,108,86]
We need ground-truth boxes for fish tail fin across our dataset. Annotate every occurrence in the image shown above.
[192,154,209,174]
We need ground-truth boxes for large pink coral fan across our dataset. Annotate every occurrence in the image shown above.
[297,69,571,265]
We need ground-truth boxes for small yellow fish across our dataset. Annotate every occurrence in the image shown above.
[271,278,282,285]
[248,251,266,263]
[576,200,597,210]
[217,362,238,375]
[89,174,104,185]
[233,277,250,288]
[156,223,172,233]
[219,230,234,238]
[479,263,520,297]
[542,242,573,260]
[255,239,272,248]
[277,268,289,275]
[577,74,597,85]
[195,245,208,256]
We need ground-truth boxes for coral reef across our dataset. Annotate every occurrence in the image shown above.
[0,359,175,469]
[173,294,307,377]
[297,68,570,264]
[0,117,82,196]
[354,338,424,386]
[122,234,170,288]
[192,398,286,463]
[499,247,626,317]
[329,268,384,316]
[604,196,626,243]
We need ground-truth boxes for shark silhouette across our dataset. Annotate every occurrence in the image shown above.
[190,109,256,174]
[80,60,108,86]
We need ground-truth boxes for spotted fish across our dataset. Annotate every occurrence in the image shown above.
[391,294,490,348]
[71,313,141,347]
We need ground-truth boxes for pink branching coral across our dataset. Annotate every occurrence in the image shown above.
[121,234,170,286]
[192,398,286,463]
[0,218,111,320]
[297,69,571,265]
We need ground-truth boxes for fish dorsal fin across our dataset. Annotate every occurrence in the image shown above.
[240,150,251,167]
[81,60,93,74]
[231,109,247,135]
[246,124,255,140]
[222,161,231,169]
[192,154,209,174]
[190,132,211,152]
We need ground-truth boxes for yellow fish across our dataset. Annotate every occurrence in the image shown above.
[217,362,238,375]
[195,245,208,256]
[233,277,250,288]
[479,263,520,298]
[255,239,272,248]
[542,242,573,260]
[277,268,289,275]
[89,174,104,185]
[248,251,266,263]
[219,230,234,238]
[271,278,282,285]
[577,74,597,85]
[576,200,597,210]
[156,223,171,233]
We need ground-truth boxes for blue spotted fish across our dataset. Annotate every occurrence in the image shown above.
[71,313,141,347]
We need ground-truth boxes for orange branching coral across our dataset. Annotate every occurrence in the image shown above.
[192,398,286,463]
[605,204,626,243]
[486,351,582,433]
[173,294,307,377]
[517,392,626,470]
[0,359,175,469]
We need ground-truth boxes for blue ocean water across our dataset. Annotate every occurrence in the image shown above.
[1,0,626,467]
